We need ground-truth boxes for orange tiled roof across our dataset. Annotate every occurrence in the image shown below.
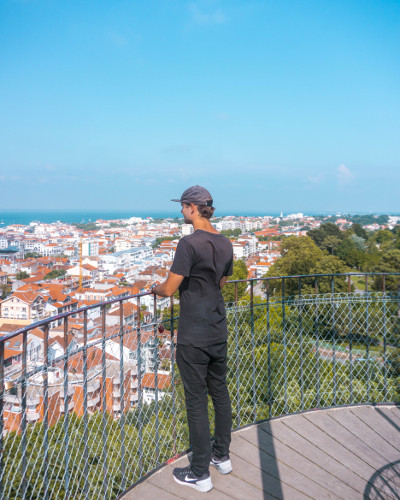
[141,373,171,390]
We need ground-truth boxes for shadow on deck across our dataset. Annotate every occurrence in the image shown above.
[122,405,400,499]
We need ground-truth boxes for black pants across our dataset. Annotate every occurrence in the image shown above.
[176,342,232,476]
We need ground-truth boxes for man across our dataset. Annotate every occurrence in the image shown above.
[152,185,233,493]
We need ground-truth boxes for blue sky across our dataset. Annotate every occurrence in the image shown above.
[0,0,399,214]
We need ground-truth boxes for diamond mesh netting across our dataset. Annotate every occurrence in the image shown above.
[1,287,399,499]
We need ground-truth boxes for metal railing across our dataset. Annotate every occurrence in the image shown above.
[1,273,400,499]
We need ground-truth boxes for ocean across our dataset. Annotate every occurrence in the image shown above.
[0,209,284,227]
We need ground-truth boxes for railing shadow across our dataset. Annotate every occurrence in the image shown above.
[257,423,283,499]
[363,407,400,500]
[364,459,400,500]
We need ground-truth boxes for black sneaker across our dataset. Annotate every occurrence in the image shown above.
[210,454,232,474]
[173,465,213,493]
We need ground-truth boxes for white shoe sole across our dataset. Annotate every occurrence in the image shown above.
[173,475,213,492]
[210,459,232,474]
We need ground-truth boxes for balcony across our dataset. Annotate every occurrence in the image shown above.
[1,273,399,499]
[60,400,75,413]
[87,394,101,408]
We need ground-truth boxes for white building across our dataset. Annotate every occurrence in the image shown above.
[82,240,99,257]
[181,224,194,236]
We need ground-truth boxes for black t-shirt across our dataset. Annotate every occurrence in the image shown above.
[170,229,234,346]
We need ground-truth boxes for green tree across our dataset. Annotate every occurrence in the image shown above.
[152,236,179,249]
[336,238,363,269]
[162,303,181,330]
[222,259,248,304]
[25,252,41,258]
[221,229,242,237]
[350,234,367,251]
[1,284,11,298]
[263,236,348,296]
[15,271,30,280]
[351,223,368,240]
[308,223,343,248]
[371,249,400,291]
[44,269,67,280]
[321,235,341,255]
[373,230,394,248]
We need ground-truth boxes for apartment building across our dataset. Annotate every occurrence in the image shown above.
[0,291,45,321]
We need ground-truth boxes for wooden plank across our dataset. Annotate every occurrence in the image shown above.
[147,460,233,500]
[308,408,400,491]
[386,406,400,426]
[307,409,385,471]
[351,406,400,452]
[120,407,400,500]
[233,433,339,500]
[328,407,399,462]
[211,471,280,500]
[124,481,179,500]
[241,423,355,499]
[257,418,366,493]
[252,423,360,499]
[229,450,311,499]
[281,413,368,493]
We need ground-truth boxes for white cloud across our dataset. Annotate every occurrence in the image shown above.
[307,173,324,185]
[188,3,226,25]
[337,164,354,185]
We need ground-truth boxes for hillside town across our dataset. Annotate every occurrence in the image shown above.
[0,212,397,434]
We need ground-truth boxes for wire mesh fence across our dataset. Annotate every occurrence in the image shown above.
[1,274,399,499]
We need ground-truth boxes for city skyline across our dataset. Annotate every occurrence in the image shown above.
[1,0,399,213]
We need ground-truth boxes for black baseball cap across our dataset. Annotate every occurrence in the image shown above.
[171,185,213,207]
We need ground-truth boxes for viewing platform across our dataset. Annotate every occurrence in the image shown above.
[126,404,400,499]
[1,273,399,499]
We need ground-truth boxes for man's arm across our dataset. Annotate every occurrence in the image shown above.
[152,271,184,297]
[220,276,229,289]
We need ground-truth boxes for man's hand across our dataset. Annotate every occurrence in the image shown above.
[152,271,184,297]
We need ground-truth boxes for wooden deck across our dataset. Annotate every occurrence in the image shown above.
[122,405,400,499]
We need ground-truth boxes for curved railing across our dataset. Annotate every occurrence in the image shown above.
[1,273,399,499]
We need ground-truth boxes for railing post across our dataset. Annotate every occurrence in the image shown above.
[21,330,27,499]
[234,282,241,427]
[101,305,108,499]
[0,340,4,500]
[365,275,371,402]
[169,296,177,455]
[282,278,288,415]
[43,323,49,500]
[330,276,337,407]
[136,297,143,476]
[266,280,272,419]
[298,278,304,412]
[250,281,257,422]
[63,317,70,499]
[119,301,126,493]
[314,277,320,408]
[153,295,160,465]
[349,286,353,404]
[170,296,176,456]
[382,275,388,401]
[83,310,89,500]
